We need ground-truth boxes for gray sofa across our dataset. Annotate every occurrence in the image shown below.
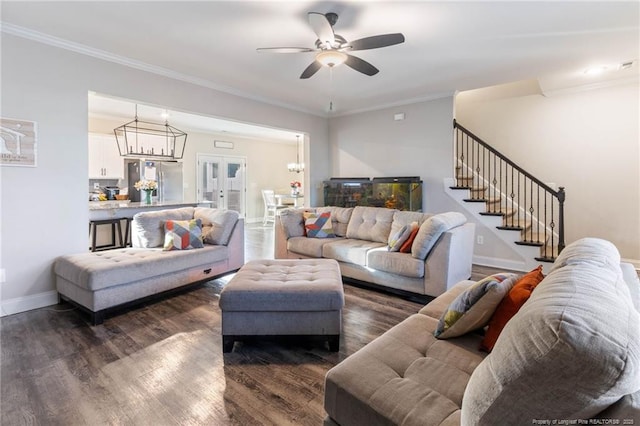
[275,206,475,298]
[323,238,640,425]
[55,207,244,324]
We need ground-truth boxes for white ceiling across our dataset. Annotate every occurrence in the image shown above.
[2,1,639,140]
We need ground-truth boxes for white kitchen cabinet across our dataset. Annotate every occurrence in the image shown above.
[88,133,124,179]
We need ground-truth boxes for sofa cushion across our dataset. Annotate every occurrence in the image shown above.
[324,313,487,426]
[346,206,396,243]
[195,207,239,245]
[480,266,545,352]
[434,273,520,339]
[322,239,386,266]
[287,236,343,258]
[389,210,431,237]
[131,207,195,248]
[54,245,228,291]
[412,212,467,260]
[367,248,425,278]
[462,238,640,424]
[162,219,204,251]
[278,208,306,238]
[316,206,354,237]
[303,211,335,238]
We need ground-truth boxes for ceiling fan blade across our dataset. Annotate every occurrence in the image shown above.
[300,60,323,79]
[257,47,316,53]
[308,12,335,47]
[344,54,379,76]
[346,33,405,51]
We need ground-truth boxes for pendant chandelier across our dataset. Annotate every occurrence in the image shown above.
[287,134,305,173]
[114,105,187,159]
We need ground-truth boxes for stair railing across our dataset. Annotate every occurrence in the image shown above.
[453,119,565,261]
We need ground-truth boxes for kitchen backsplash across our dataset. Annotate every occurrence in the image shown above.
[89,178,121,193]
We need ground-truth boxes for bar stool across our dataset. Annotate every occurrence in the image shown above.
[89,219,124,252]
[123,217,134,247]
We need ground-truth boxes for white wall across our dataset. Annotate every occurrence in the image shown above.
[456,82,640,263]
[329,97,458,212]
[89,117,302,222]
[0,34,328,314]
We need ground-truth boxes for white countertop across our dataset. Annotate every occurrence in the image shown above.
[89,200,198,211]
[89,200,200,220]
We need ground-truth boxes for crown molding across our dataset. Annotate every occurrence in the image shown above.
[541,74,639,97]
[1,22,325,117]
[328,91,455,118]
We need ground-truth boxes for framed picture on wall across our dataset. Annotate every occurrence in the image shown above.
[0,117,37,167]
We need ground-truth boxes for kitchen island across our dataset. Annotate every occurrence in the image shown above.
[89,201,205,250]
[89,200,203,221]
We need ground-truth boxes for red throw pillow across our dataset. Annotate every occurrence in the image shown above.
[399,226,419,253]
[480,265,545,352]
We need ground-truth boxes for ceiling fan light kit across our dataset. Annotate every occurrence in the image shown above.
[316,50,347,67]
[257,11,405,79]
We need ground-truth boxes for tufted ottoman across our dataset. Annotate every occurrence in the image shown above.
[219,259,344,352]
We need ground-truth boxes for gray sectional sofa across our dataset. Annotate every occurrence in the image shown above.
[55,207,244,324]
[275,206,475,298]
[323,238,640,425]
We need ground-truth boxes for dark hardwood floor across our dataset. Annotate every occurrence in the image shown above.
[1,223,503,426]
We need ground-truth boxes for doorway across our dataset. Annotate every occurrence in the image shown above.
[197,154,247,217]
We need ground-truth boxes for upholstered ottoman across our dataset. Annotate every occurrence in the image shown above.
[219,259,344,352]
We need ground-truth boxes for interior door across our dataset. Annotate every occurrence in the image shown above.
[197,154,246,217]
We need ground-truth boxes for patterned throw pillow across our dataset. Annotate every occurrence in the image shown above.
[388,223,415,252]
[434,272,520,339]
[163,219,204,251]
[303,211,335,238]
[480,266,545,352]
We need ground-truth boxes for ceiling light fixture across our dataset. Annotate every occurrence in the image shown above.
[287,135,305,173]
[316,50,347,67]
[114,104,187,159]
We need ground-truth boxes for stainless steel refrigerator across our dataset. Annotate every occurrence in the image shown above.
[127,160,183,202]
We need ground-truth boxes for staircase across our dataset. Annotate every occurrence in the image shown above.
[448,120,565,268]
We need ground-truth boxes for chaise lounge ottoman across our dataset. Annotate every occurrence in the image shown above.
[219,259,344,352]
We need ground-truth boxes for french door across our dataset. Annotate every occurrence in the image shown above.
[196,154,246,217]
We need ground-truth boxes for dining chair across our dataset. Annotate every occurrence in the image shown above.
[261,189,287,226]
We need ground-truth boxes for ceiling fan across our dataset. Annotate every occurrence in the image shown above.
[257,12,405,79]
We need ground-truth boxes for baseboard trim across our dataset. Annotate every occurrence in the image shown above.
[1,291,58,317]
[473,255,528,272]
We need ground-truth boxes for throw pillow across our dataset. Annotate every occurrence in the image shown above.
[434,272,520,339]
[163,219,204,251]
[388,223,414,252]
[303,211,335,238]
[399,223,420,253]
[480,266,545,352]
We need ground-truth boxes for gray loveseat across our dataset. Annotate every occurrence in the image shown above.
[323,238,640,425]
[275,206,475,298]
[55,207,244,324]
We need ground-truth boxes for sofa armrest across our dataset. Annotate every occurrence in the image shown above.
[225,218,245,271]
[423,222,475,296]
[274,216,289,259]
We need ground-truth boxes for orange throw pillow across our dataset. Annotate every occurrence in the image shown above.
[399,226,419,253]
[480,265,545,352]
